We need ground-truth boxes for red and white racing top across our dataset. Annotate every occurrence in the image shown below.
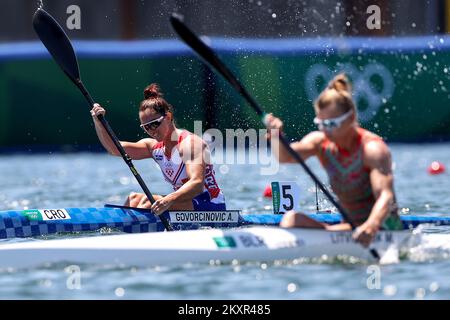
[151,130,225,204]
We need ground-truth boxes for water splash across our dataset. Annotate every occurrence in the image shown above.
[37,0,44,9]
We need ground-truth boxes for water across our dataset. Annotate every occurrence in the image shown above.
[0,143,449,299]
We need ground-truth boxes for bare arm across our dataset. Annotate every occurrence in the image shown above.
[365,140,396,228]
[283,132,323,163]
[353,139,396,247]
[265,113,322,163]
[91,103,155,160]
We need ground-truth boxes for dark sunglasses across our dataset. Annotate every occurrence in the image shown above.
[140,115,165,132]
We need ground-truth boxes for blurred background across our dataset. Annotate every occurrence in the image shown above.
[1,0,450,151]
[1,0,447,40]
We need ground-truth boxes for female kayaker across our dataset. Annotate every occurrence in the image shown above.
[91,83,226,215]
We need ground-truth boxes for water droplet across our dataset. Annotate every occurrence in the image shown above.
[219,165,229,175]
[415,288,426,299]
[119,177,130,185]
[287,283,297,293]
[429,282,439,292]
[383,285,397,296]
[115,287,125,297]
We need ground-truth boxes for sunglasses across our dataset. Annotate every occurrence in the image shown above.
[140,115,165,132]
[313,110,353,132]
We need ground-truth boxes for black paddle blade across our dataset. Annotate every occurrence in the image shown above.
[32,8,80,82]
[170,13,264,116]
[170,14,222,76]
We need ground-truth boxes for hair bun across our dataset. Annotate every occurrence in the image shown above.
[328,74,351,93]
[143,83,163,99]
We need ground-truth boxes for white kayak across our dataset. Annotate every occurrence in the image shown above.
[0,226,436,269]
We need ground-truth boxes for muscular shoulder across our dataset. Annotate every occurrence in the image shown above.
[139,138,158,149]
[180,133,207,149]
[136,138,158,157]
[179,133,208,162]
[288,131,325,159]
[303,130,326,143]
[362,134,392,171]
[361,129,384,145]
[299,130,326,149]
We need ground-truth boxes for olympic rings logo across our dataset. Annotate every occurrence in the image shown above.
[304,63,395,122]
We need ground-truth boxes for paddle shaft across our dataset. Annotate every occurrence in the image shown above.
[170,15,380,259]
[170,16,354,227]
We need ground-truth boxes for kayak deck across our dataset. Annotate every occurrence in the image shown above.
[1,206,450,240]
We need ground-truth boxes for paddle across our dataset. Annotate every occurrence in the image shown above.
[32,8,173,231]
[169,13,380,259]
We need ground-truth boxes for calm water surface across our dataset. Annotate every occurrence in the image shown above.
[0,144,449,299]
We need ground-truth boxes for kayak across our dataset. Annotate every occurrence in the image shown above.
[1,205,449,239]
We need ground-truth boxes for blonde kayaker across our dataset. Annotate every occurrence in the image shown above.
[265,74,402,247]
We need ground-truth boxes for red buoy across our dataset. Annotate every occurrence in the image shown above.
[428,161,446,175]
[263,185,272,198]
